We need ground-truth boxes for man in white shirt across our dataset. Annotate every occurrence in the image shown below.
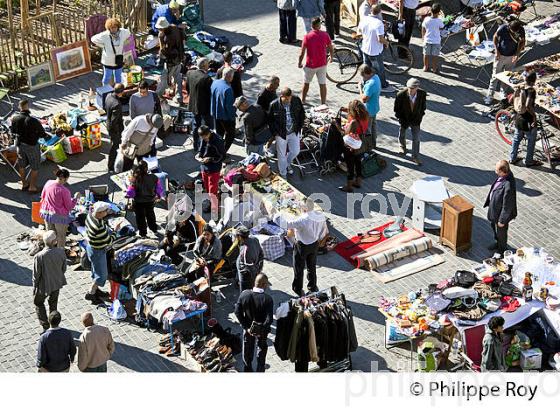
[120,113,163,171]
[273,198,326,296]
[398,0,419,55]
[358,6,394,92]
[359,0,382,21]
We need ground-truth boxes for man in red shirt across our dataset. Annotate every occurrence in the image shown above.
[298,17,334,105]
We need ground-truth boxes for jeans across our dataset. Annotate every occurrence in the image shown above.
[510,126,537,165]
[324,0,341,39]
[487,55,515,97]
[344,149,362,181]
[102,67,123,86]
[293,240,319,294]
[279,9,297,42]
[193,114,213,151]
[34,289,60,330]
[107,131,121,172]
[134,201,158,237]
[86,245,109,287]
[242,330,268,372]
[157,62,183,102]
[398,125,421,159]
[215,119,236,152]
[398,7,416,48]
[246,143,265,156]
[276,133,300,177]
[490,222,509,255]
[46,222,67,248]
[363,52,388,88]
[84,363,107,372]
[302,17,313,33]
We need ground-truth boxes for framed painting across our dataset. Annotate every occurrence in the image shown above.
[27,62,55,91]
[50,40,92,82]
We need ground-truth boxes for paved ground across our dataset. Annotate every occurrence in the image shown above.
[1,0,559,372]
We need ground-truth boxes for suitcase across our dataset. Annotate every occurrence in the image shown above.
[361,151,381,177]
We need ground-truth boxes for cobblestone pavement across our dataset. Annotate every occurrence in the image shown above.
[1,0,559,372]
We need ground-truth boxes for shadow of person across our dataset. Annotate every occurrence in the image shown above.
[0,257,32,286]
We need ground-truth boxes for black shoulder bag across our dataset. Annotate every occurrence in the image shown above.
[110,34,124,67]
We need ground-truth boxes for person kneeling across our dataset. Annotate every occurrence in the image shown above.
[187,224,222,282]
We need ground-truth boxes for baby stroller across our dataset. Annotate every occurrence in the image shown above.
[294,127,321,178]
[318,113,344,175]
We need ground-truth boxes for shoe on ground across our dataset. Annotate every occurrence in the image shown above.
[525,160,543,167]
[381,85,396,93]
[287,165,294,175]
[412,158,422,166]
[399,146,407,155]
[85,292,96,301]
[95,288,110,298]
[338,185,353,193]
[483,96,493,105]
[279,38,288,44]
[509,157,522,165]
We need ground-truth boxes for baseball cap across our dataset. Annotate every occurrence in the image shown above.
[406,78,420,89]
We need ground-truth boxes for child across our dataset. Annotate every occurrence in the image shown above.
[421,3,444,73]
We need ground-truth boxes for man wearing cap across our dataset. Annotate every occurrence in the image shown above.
[394,78,426,165]
[235,226,264,293]
[211,67,237,153]
[234,273,274,372]
[195,125,226,216]
[33,231,67,333]
[156,16,185,105]
[150,0,186,34]
[120,113,164,171]
[235,96,270,156]
[85,202,116,304]
[186,58,213,151]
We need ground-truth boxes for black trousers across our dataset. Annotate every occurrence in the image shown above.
[108,132,121,172]
[242,330,268,372]
[122,151,153,173]
[34,289,60,330]
[134,201,158,236]
[293,240,319,294]
[398,7,416,49]
[279,9,297,42]
[324,0,341,39]
[490,221,509,254]
[344,149,362,181]
[215,119,236,152]
[193,113,213,152]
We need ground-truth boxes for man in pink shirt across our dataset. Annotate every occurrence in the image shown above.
[298,17,334,105]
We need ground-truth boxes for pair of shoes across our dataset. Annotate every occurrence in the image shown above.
[483,96,493,105]
[381,85,396,93]
[279,37,288,44]
[509,157,522,165]
[525,160,543,167]
[412,158,422,166]
[84,293,103,305]
[287,165,294,175]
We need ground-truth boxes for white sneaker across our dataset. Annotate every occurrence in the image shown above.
[381,85,396,93]
[484,96,493,105]
[287,165,294,175]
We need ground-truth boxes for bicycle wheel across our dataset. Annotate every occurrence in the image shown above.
[539,127,553,167]
[495,109,515,145]
[326,48,360,84]
[384,44,413,75]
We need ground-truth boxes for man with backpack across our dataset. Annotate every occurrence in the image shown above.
[510,71,542,167]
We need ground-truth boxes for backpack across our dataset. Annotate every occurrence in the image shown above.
[513,86,528,114]
[453,270,477,288]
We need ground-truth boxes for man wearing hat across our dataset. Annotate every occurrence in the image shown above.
[235,226,264,293]
[120,113,164,171]
[394,78,426,166]
[234,96,270,156]
[156,16,185,105]
[85,202,116,304]
[234,273,274,372]
[150,0,187,34]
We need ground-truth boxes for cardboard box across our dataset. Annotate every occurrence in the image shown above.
[520,348,542,370]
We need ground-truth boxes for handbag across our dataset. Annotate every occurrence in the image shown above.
[248,292,268,337]
[123,125,155,159]
[110,34,124,67]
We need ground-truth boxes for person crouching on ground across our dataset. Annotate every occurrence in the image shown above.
[188,224,222,282]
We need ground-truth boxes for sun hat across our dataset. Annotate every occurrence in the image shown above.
[155,17,170,30]
[406,78,420,89]
[343,135,362,150]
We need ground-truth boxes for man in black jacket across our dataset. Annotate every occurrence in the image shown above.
[36,311,76,372]
[394,78,426,165]
[484,160,517,255]
[235,96,270,156]
[105,83,125,172]
[11,99,46,193]
[268,87,305,177]
[186,57,213,151]
[234,273,274,372]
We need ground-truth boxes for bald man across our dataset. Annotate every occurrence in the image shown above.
[77,312,115,372]
[484,160,517,255]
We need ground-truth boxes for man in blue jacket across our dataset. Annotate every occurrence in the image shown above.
[150,0,186,34]
[36,311,76,372]
[210,67,236,153]
[296,0,325,33]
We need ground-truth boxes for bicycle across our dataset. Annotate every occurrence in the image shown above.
[326,32,413,85]
[495,108,558,168]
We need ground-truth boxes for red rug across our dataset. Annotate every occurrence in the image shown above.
[334,221,407,267]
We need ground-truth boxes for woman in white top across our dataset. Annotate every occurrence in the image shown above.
[91,18,131,86]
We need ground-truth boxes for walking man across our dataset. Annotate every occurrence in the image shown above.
[104,83,125,172]
[359,64,381,149]
[394,78,426,165]
[274,198,325,296]
[210,67,236,152]
[234,273,274,372]
[77,312,115,372]
[11,99,46,193]
[324,0,341,40]
[235,226,264,292]
[186,57,213,151]
[36,311,76,372]
[235,96,271,156]
[33,231,67,332]
[156,16,185,104]
[398,0,418,56]
[484,160,517,255]
[298,17,334,105]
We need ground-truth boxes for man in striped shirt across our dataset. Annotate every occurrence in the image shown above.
[85,202,115,304]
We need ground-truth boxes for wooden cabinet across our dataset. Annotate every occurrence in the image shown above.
[440,195,474,254]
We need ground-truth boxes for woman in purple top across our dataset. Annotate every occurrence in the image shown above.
[40,168,81,248]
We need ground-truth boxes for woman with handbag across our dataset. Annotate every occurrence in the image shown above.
[125,161,165,238]
[339,100,369,192]
[91,18,131,87]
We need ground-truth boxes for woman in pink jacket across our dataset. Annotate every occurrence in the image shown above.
[40,168,81,248]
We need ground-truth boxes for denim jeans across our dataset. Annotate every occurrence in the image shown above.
[399,125,421,159]
[510,126,537,165]
[84,363,107,372]
[276,133,300,177]
[102,67,123,86]
[86,245,109,287]
[363,53,388,88]
[302,17,313,33]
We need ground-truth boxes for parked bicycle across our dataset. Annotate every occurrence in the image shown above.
[326,32,413,85]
